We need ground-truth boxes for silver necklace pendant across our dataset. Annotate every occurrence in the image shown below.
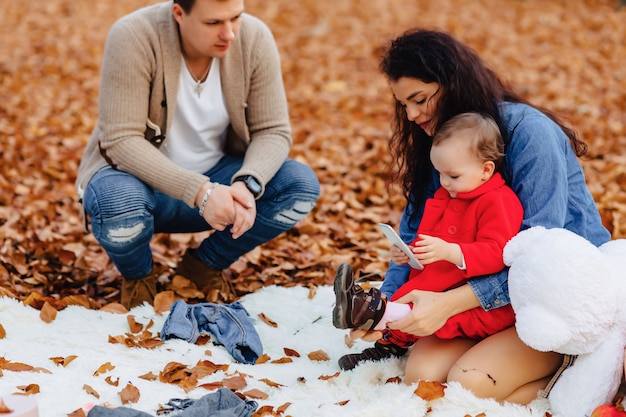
[195,82,203,98]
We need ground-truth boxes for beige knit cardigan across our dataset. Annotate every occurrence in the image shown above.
[76,1,292,208]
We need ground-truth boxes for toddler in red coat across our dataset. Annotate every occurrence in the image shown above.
[333,112,524,370]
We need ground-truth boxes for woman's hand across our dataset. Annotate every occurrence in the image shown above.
[347,328,384,343]
[386,290,453,336]
[390,244,410,265]
[387,285,481,336]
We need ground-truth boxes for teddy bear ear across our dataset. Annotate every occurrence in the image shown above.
[503,226,547,266]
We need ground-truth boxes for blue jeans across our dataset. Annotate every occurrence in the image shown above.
[161,300,263,364]
[83,156,320,279]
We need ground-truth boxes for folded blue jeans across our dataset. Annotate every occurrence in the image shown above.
[87,387,257,417]
[161,300,263,365]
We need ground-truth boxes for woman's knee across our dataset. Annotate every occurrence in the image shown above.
[447,362,500,398]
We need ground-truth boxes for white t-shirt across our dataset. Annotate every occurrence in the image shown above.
[161,57,229,173]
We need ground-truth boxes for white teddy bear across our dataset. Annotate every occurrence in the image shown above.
[503,226,626,417]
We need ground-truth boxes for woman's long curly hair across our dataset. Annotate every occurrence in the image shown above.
[380,28,586,222]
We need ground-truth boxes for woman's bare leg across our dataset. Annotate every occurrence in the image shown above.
[404,335,477,384]
[448,327,563,404]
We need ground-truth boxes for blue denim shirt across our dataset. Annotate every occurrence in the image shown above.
[380,102,611,309]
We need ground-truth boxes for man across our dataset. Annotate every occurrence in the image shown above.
[76,0,320,309]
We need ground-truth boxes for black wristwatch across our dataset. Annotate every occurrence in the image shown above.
[234,175,261,197]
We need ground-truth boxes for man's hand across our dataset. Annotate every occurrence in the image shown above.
[196,182,256,238]
[229,181,256,239]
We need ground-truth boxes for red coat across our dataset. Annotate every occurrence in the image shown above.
[389,172,523,340]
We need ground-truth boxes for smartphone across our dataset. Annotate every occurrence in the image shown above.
[378,223,423,270]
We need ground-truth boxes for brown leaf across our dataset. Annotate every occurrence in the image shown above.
[252,405,276,416]
[270,357,293,364]
[222,375,247,390]
[259,378,284,388]
[105,376,120,387]
[83,384,100,399]
[258,313,278,328]
[283,347,300,357]
[0,398,12,413]
[243,389,269,400]
[0,324,6,339]
[318,372,340,380]
[198,381,224,391]
[39,301,58,323]
[255,354,271,364]
[119,383,140,404]
[67,408,87,417]
[50,355,78,367]
[308,350,330,361]
[93,362,115,376]
[15,384,40,395]
[414,380,446,401]
[153,291,177,314]
[138,372,158,381]
[99,303,128,314]
[127,315,143,333]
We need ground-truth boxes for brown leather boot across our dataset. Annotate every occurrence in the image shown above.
[332,263,386,330]
[120,273,157,309]
[176,250,237,303]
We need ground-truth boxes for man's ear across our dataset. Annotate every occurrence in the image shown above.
[172,3,184,24]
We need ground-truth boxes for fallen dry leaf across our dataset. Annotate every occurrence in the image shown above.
[50,355,77,367]
[259,378,284,388]
[83,384,100,398]
[0,324,6,339]
[283,347,300,357]
[119,383,140,404]
[153,291,177,314]
[318,372,340,381]
[307,350,330,361]
[15,384,40,395]
[243,389,269,400]
[255,354,271,364]
[0,398,12,413]
[93,362,115,377]
[222,374,247,391]
[414,380,446,401]
[127,315,143,333]
[39,301,58,323]
[105,376,119,387]
[270,357,293,364]
[258,313,278,328]
[67,408,87,417]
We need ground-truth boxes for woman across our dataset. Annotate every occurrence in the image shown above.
[349,28,611,404]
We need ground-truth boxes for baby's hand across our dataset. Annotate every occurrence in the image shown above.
[390,244,410,265]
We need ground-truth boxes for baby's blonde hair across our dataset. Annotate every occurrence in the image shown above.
[432,112,504,169]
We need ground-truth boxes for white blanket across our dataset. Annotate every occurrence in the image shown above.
[0,286,555,416]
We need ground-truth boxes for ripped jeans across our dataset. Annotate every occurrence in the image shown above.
[83,156,320,280]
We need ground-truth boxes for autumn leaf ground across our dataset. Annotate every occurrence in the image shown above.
[1,0,625,309]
